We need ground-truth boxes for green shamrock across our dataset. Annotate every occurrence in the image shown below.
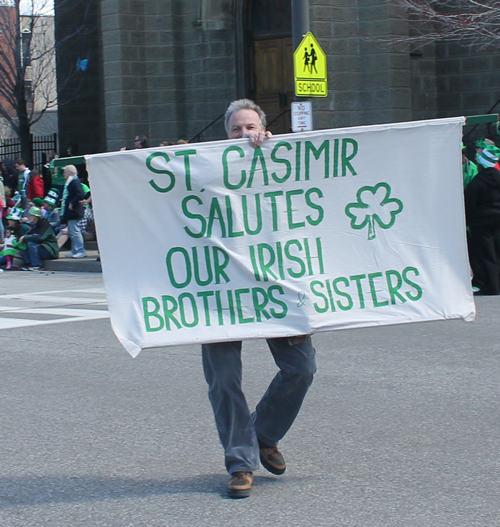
[345,182,403,240]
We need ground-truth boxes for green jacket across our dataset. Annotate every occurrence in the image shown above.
[22,217,59,259]
[463,159,478,188]
[49,162,66,186]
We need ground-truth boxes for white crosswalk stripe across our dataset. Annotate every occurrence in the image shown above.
[0,288,110,330]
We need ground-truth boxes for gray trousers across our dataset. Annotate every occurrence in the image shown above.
[202,337,316,474]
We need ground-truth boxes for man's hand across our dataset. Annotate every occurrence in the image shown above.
[243,130,273,148]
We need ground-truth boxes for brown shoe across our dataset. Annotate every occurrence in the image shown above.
[259,441,286,475]
[227,471,253,499]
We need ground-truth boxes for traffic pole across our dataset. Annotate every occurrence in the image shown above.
[292,0,312,127]
[292,0,310,51]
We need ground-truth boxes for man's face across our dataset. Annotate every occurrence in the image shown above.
[227,109,263,139]
[14,163,22,171]
[134,137,142,148]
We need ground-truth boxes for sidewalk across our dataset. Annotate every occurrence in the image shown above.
[43,241,102,273]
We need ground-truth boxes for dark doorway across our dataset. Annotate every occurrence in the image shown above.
[247,0,293,134]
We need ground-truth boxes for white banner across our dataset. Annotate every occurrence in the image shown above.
[86,117,475,357]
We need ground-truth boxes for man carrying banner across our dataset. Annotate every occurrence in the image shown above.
[202,99,317,499]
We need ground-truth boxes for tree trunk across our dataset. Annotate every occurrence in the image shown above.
[17,99,32,167]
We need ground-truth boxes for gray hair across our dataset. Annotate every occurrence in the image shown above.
[63,164,78,176]
[224,99,267,133]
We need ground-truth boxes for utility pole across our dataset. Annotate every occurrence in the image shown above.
[292,0,310,52]
[291,0,313,130]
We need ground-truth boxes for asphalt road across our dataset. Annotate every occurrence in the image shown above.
[0,272,499,526]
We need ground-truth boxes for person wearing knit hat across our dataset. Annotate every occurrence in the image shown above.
[43,188,61,233]
[465,143,500,295]
[18,204,59,271]
[462,141,478,188]
[0,206,29,269]
[44,194,57,207]
[476,144,500,169]
[475,138,500,171]
[60,164,86,258]
[6,207,22,222]
[46,187,59,203]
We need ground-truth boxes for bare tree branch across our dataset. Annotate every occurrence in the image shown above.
[0,0,90,163]
[380,0,500,50]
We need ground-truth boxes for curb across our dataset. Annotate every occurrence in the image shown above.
[43,250,102,273]
[43,241,102,273]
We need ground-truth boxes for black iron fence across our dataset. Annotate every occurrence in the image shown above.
[0,133,58,172]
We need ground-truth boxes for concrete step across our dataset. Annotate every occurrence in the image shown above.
[44,248,102,273]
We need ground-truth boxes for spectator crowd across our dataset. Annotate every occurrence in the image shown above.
[0,157,95,272]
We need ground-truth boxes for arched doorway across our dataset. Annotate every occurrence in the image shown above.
[246,0,293,134]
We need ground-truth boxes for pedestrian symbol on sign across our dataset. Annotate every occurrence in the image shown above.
[293,32,327,97]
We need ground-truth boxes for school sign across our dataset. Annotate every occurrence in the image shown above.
[294,32,327,97]
[86,117,475,357]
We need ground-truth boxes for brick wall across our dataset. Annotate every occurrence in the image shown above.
[309,0,412,130]
[101,0,236,152]
[57,0,500,153]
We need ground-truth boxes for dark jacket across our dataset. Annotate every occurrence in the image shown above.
[61,178,85,221]
[464,167,500,227]
[23,217,59,259]
[1,157,17,195]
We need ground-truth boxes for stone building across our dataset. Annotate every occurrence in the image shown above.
[54,0,500,156]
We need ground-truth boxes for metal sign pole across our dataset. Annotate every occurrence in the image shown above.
[292,0,311,129]
[292,0,310,52]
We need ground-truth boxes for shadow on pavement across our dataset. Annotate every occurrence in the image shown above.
[0,474,226,505]
[0,473,294,505]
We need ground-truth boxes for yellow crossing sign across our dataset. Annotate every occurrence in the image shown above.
[293,32,327,97]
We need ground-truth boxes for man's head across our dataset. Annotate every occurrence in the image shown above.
[134,135,148,148]
[63,165,78,180]
[14,158,26,171]
[225,99,267,139]
[28,206,42,223]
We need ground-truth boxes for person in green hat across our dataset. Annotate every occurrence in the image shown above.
[18,206,59,271]
[475,138,500,171]
[43,188,61,232]
[462,142,478,188]
[465,143,500,295]
[0,225,17,269]
[0,207,30,269]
